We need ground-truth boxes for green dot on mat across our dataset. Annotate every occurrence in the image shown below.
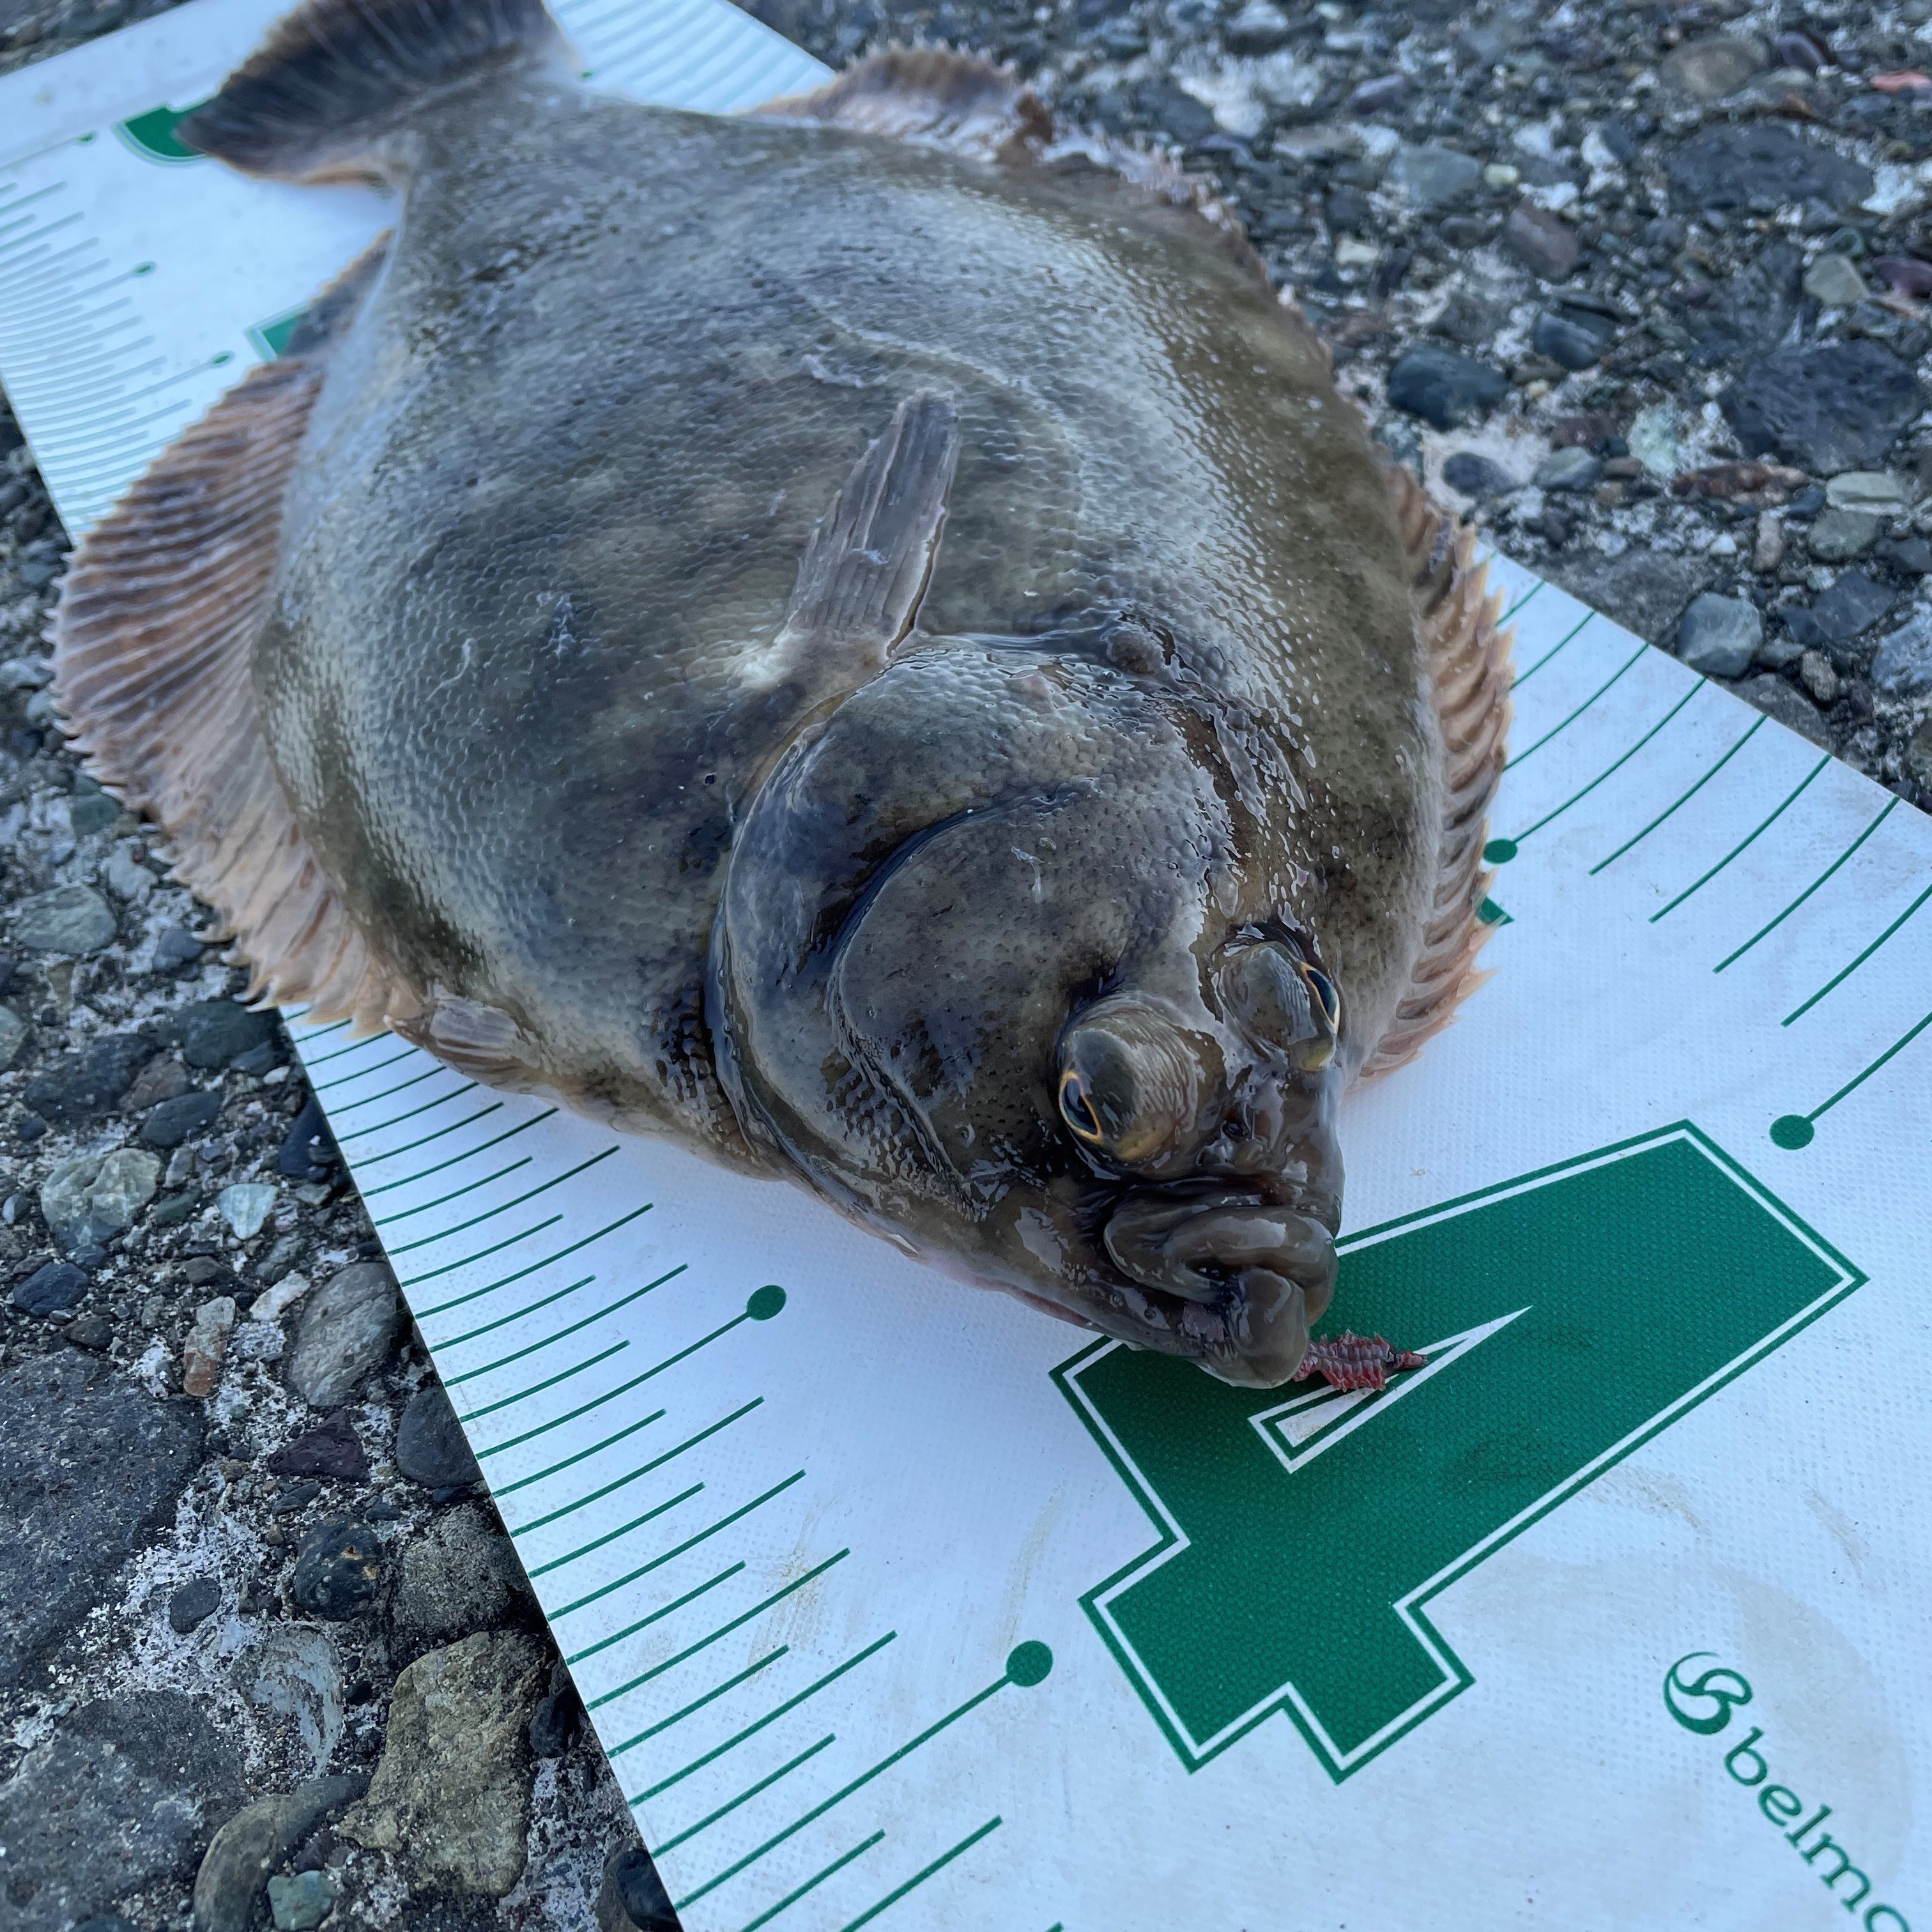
[1006,1641,1053,1687]
[747,1284,786,1321]
[1769,1115,1815,1151]
[1483,838,1518,864]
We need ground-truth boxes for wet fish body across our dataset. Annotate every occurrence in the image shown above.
[54,0,1510,1386]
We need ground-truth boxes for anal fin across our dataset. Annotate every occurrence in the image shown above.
[1359,464,1515,1080]
[52,238,407,1032]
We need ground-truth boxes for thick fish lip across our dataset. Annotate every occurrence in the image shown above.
[1101,1184,1338,1388]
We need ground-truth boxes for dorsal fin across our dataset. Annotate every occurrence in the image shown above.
[179,0,566,182]
[1358,464,1514,1081]
[756,45,1052,161]
[50,239,413,1033]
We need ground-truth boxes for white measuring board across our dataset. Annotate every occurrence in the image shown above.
[4,6,1931,1928]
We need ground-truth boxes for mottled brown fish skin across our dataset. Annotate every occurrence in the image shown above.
[135,8,1471,1386]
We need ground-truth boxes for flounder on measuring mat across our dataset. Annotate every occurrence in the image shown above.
[52,0,1511,1388]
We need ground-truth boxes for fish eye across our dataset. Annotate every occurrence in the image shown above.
[1223,940,1341,1071]
[1058,1067,1105,1146]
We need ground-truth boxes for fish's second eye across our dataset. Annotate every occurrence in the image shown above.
[1059,1068,1105,1145]
[1300,965,1340,1033]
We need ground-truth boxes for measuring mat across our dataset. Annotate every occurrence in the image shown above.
[3,6,1930,1927]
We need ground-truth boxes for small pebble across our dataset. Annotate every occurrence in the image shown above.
[218,1182,279,1240]
[168,1576,222,1634]
[1503,202,1579,280]
[1805,507,1882,563]
[1386,345,1508,429]
[268,1869,338,1931]
[396,1383,482,1491]
[182,1296,239,1399]
[1534,446,1604,493]
[12,885,116,956]
[289,1519,385,1620]
[1873,608,1932,696]
[1798,650,1841,706]
[13,1259,88,1316]
[1752,514,1786,573]
[1802,252,1870,309]
[1676,594,1763,678]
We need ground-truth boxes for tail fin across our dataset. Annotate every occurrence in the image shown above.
[180,0,565,181]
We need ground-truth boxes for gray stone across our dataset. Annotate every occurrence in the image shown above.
[289,1519,385,1621]
[1661,33,1765,98]
[1825,470,1911,514]
[1532,310,1612,371]
[268,1871,339,1931]
[1440,452,1516,500]
[397,1382,483,1491]
[1687,242,1801,369]
[0,1693,243,1932]
[1667,124,1872,216]
[1503,201,1579,280]
[1804,252,1871,309]
[0,1004,24,1070]
[1783,572,1896,648]
[391,1503,532,1648]
[123,1052,190,1112]
[102,844,153,901]
[286,1262,401,1407]
[143,1087,222,1148]
[0,1357,203,1684]
[169,1577,222,1634]
[152,924,206,971]
[218,1181,277,1239]
[1873,608,1932,696]
[1722,342,1922,476]
[1222,0,1290,54]
[13,1259,88,1315]
[1390,144,1479,207]
[13,884,116,955]
[1805,507,1882,563]
[1533,446,1603,493]
[1675,595,1763,678]
[1386,346,1508,429]
[1735,673,1832,748]
[40,1147,161,1251]
[341,1632,548,1899]
[1629,405,1680,480]
[191,1775,364,1932]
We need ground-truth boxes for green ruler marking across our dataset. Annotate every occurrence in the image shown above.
[1505,642,1648,770]
[739,1831,884,1932]
[1588,715,1765,875]
[1772,1006,1932,1149]
[383,1147,618,1254]
[439,1264,684,1387]
[531,1483,707,1580]
[835,1817,1004,1932]
[1649,754,1832,925]
[493,1406,668,1496]
[1782,878,1932,1027]
[1508,608,1590,690]
[1715,797,1899,973]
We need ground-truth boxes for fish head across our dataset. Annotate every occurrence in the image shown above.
[711,645,1350,1388]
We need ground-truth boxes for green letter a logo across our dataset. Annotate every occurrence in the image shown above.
[1054,1126,1861,1781]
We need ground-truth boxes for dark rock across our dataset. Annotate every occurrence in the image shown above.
[142,1087,222,1149]
[1782,572,1896,647]
[288,1520,385,1620]
[397,1384,483,1491]
[1387,346,1507,429]
[597,1845,680,1932]
[1660,33,1765,100]
[1324,185,1371,234]
[276,1096,337,1178]
[191,1774,366,1932]
[0,1356,203,1684]
[13,1259,88,1315]
[1879,535,1932,575]
[169,1577,222,1635]
[1390,143,1478,207]
[268,1409,371,1482]
[1666,124,1872,216]
[271,1480,323,1516]
[231,1041,280,1077]
[1132,79,1216,146]
[1349,72,1407,116]
[1533,447,1603,492]
[1533,310,1612,370]
[1441,452,1516,499]
[1430,287,1508,347]
[1873,608,1932,696]
[68,790,119,835]
[122,1052,189,1112]
[40,1149,161,1252]
[1722,343,1922,476]
[1504,201,1579,280]
[171,1000,279,1071]
[1687,242,1800,367]
[285,1263,401,1407]
[64,1314,112,1353]
[1735,673,1832,747]
[528,1661,581,1759]
[0,1694,245,1932]
[24,1032,151,1124]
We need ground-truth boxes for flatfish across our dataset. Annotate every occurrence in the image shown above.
[52,0,1510,1387]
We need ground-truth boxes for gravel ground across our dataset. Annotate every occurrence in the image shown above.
[2,0,1931,1929]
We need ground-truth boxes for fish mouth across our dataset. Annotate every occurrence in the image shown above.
[1101,1184,1338,1388]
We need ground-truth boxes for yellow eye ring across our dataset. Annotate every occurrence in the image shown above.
[1058,1067,1105,1145]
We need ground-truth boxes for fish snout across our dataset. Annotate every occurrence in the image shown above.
[1102,1186,1338,1384]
